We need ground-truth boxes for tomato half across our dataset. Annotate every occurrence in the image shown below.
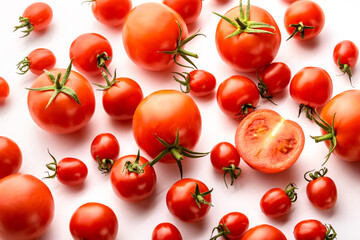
[293,219,336,240]
[17,48,56,75]
[163,0,202,24]
[235,109,305,173]
[333,40,359,85]
[0,77,10,103]
[0,137,22,179]
[241,224,287,240]
[91,0,132,27]
[152,222,183,240]
[211,212,249,239]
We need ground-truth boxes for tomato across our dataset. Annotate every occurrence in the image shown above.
[235,109,305,173]
[0,174,54,240]
[14,2,53,37]
[17,48,56,75]
[210,212,249,240]
[110,153,156,202]
[152,222,183,240]
[293,219,337,240]
[69,202,118,240]
[0,137,22,179]
[0,77,10,103]
[217,75,260,120]
[69,33,113,76]
[90,0,132,27]
[166,178,212,222]
[90,133,120,161]
[27,60,95,134]
[284,0,325,40]
[163,0,202,24]
[173,70,216,97]
[210,142,241,187]
[214,0,281,72]
[260,183,297,218]
[289,67,333,119]
[241,224,287,240]
[282,0,296,3]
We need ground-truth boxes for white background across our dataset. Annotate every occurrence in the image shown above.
[1,0,360,239]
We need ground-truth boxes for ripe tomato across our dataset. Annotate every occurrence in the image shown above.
[69,202,118,240]
[14,2,53,37]
[0,137,22,179]
[166,178,212,222]
[0,174,54,240]
[235,109,305,173]
[90,0,132,27]
[293,219,337,240]
[27,61,95,134]
[152,222,183,240]
[110,153,156,202]
[216,75,260,120]
[214,0,281,72]
[260,183,297,218]
[333,40,359,85]
[17,48,56,75]
[210,212,249,240]
[0,77,10,103]
[173,70,216,97]
[69,33,113,76]
[163,0,202,24]
[241,224,287,240]
[284,0,325,40]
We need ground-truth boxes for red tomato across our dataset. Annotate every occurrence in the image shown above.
[0,77,10,103]
[293,219,337,240]
[0,137,22,179]
[282,0,296,3]
[173,70,217,97]
[0,174,54,240]
[217,75,260,120]
[284,0,325,40]
[215,0,281,72]
[90,0,132,27]
[14,2,53,37]
[211,212,249,240]
[90,133,120,161]
[110,154,156,202]
[163,0,202,24]
[69,33,113,76]
[69,202,118,240]
[235,109,305,173]
[241,224,287,240]
[166,178,212,222]
[17,48,56,75]
[333,40,359,85]
[27,61,96,134]
[152,222,183,240]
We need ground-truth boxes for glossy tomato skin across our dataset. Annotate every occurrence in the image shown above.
[152,222,183,240]
[333,40,359,70]
[102,77,143,120]
[133,90,201,163]
[0,77,10,103]
[217,212,249,239]
[0,174,54,240]
[293,219,327,240]
[260,188,292,218]
[0,137,22,179]
[27,69,95,134]
[210,142,240,173]
[307,177,337,210]
[163,0,202,24]
[91,0,132,27]
[27,48,56,75]
[22,2,53,31]
[215,5,281,72]
[90,133,120,161]
[166,178,211,222]
[123,3,188,71]
[70,33,113,76]
[57,158,88,186]
[70,202,118,240]
[259,62,291,94]
[188,70,216,97]
[241,224,287,240]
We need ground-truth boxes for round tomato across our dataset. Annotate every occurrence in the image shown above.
[173,70,216,97]
[69,202,118,240]
[293,219,337,240]
[235,109,305,173]
[241,224,287,240]
[216,75,260,120]
[284,0,325,40]
[152,222,183,240]
[0,174,54,240]
[210,212,249,240]
[17,48,56,75]
[90,0,132,27]
[215,0,281,72]
[90,133,120,161]
[27,61,95,134]
[163,0,202,24]
[0,137,22,179]
[166,178,212,222]
[0,77,9,103]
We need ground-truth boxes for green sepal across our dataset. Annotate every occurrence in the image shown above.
[284,183,297,202]
[191,183,213,208]
[43,149,58,179]
[123,150,149,174]
[222,164,241,188]
[235,103,256,119]
[97,52,112,76]
[337,56,353,87]
[298,104,314,120]
[256,68,277,105]
[286,22,315,41]
[97,156,114,175]
[14,17,34,38]
[16,56,30,75]
[172,72,191,93]
[93,70,119,91]
[324,224,337,240]
[210,221,231,240]
[304,167,328,182]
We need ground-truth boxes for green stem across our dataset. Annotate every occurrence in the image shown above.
[235,17,247,29]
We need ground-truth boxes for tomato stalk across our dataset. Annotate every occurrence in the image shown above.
[337,56,353,87]
[97,157,114,174]
[304,167,328,182]
[94,71,119,90]
[13,17,34,38]
[235,103,256,119]
[172,72,191,93]
[256,69,277,105]
[210,221,231,240]
[324,224,337,240]
[16,56,31,75]
[43,149,58,179]
[222,164,241,188]
[123,150,149,174]
[286,22,315,41]
[191,183,213,208]
[284,183,297,202]
[298,104,315,120]
[97,52,112,76]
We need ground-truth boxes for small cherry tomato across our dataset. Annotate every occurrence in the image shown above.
[17,48,56,75]
[173,70,216,97]
[293,219,337,240]
[166,178,212,222]
[69,202,118,240]
[0,77,10,103]
[210,212,249,240]
[152,222,183,240]
[0,136,22,179]
[241,224,287,240]
[260,183,297,218]
[282,0,296,3]
[90,0,132,27]
[216,75,260,120]
[163,0,202,24]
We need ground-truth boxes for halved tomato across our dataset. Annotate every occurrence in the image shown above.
[235,109,304,173]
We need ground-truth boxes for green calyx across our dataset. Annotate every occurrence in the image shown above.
[286,22,315,41]
[191,183,213,208]
[97,156,114,174]
[123,150,148,174]
[235,103,256,119]
[222,164,241,188]
[256,69,277,105]
[298,104,315,120]
[337,56,353,87]
[43,149,58,179]
[26,59,81,109]
[94,70,119,91]
[14,16,34,38]
[213,0,276,39]
[324,224,337,240]
[284,183,297,202]
[97,52,112,76]
[210,221,231,240]
[16,56,30,75]
[304,167,328,182]
[172,72,191,93]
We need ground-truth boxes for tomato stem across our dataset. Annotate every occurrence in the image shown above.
[235,17,247,29]
[43,148,58,179]
[210,221,231,240]
[13,17,34,38]
[337,56,353,87]
[172,72,191,93]
[16,56,30,75]
[124,150,148,174]
[325,224,337,240]
[256,68,277,105]
[97,52,112,76]
[94,70,119,91]
[97,157,114,175]
[304,167,328,182]
[286,22,315,41]
[191,183,213,208]
[298,104,314,120]
[222,164,241,188]
[284,183,297,202]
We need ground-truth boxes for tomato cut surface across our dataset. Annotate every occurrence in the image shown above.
[235,109,304,173]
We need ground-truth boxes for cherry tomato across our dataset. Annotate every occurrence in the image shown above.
[90,133,120,161]
[69,33,113,76]
[27,61,96,134]
[282,0,296,3]
[241,224,287,240]
[284,0,325,40]
[166,178,212,222]
[90,0,132,27]
[0,137,22,179]
[333,40,359,85]
[17,48,56,75]
[217,75,260,120]
[69,202,118,240]
[110,153,156,202]
[173,70,217,97]
[293,219,337,240]
[152,222,183,240]
[14,2,53,37]
[215,0,281,72]
[163,0,202,24]
[210,212,249,240]
[0,77,10,103]
[0,174,54,240]
[235,109,305,173]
